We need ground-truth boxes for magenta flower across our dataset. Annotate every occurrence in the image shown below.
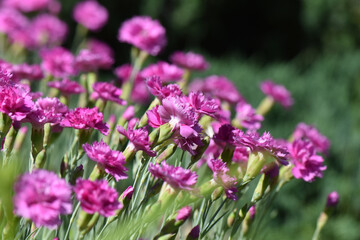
[40,47,76,78]
[48,78,85,96]
[87,39,114,59]
[326,191,339,207]
[11,63,43,81]
[73,0,108,31]
[118,16,167,56]
[122,106,135,121]
[146,75,182,100]
[116,125,156,157]
[60,107,109,135]
[25,97,68,128]
[148,162,198,190]
[75,179,123,217]
[176,206,192,221]
[91,82,126,105]
[233,146,249,163]
[235,102,264,130]
[170,51,209,71]
[83,140,128,181]
[121,186,134,201]
[30,14,68,48]
[114,64,133,84]
[293,122,330,154]
[289,139,326,182]
[188,91,220,119]
[260,80,293,108]
[0,8,29,35]
[3,0,54,12]
[13,169,72,229]
[141,61,184,83]
[76,49,113,72]
[189,75,243,104]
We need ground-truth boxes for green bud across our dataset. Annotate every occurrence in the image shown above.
[157,123,174,144]
[227,208,238,228]
[34,149,47,169]
[211,187,224,201]
[156,143,177,163]
[256,96,274,116]
[243,151,275,184]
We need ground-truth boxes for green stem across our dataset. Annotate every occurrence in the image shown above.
[64,202,80,240]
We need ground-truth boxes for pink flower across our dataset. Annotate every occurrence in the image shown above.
[289,139,326,182]
[11,63,43,81]
[41,47,76,78]
[233,146,249,163]
[116,125,156,157]
[176,206,192,221]
[148,162,198,190]
[75,179,123,217]
[122,106,135,121]
[170,51,209,71]
[249,206,256,220]
[141,61,184,83]
[146,75,182,100]
[0,8,29,35]
[3,0,55,12]
[73,1,108,31]
[83,140,128,181]
[326,191,339,207]
[121,186,134,201]
[235,102,264,130]
[188,91,220,119]
[91,82,126,105]
[25,97,68,128]
[293,123,330,154]
[260,80,293,108]
[60,107,109,135]
[189,75,243,104]
[114,64,133,84]
[48,78,85,96]
[87,39,114,59]
[118,16,167,56]
[76,49,113,72]
[13,170,72,229]
[30,14,68,48]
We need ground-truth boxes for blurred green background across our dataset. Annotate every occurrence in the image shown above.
[60,0,359,239]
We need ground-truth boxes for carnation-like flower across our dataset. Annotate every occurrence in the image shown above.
[235,102,264,130]
[141,61,184,83]
[176,206,192,221]
[40,47,76,78]
[91,82,126,105]
[13,169,72,229]
[73,0,108,31]
[76,49,113,72]
[75,179,123,217]
[293,122,330,154]
[3,0,55,12]
[148,162,198,190]
[30,14,67,48]
[260,80,293,108]
[87,39,114,59]
[116,125,156,157]
[188,91,220,119]
[189,75,243,104]
[11,63,43,81]
[83,140,128,181]
[48,78,85,96]
[60,107,109,135]
[170,51,209,71]
[146,75,182,100]
[118,16,167,56]
[289,139,326,182]
[0,8,29,35]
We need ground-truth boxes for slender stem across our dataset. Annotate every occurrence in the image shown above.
[64,202,81,240]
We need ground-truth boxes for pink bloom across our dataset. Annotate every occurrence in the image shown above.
[13,169,72,229]
[48,78,85,96]
[188,225,200,238]
[83,140,128,181]
[60,107,109,135]
[170,51,209,71]
[289,139,326,182]
[118,16,167,56]
[235,102,264,130]
[76,43,113,72]
[176,206,192,221]
[141,61,184,83]
[121,186,134,201]
[91,82,126,105]
[3,0,55,12]
[30,14,67,48]
[208,159,237,200]
[0,8,29,35]
[116,125,156,157]
[73,0,108,31]
[189,75,243,104]
[25,97,68,128]
[11,63,43,81]
[188,91,220,119]
[122,106,135,121]
[75,179,123,217]
[249,206,256,220]
[326,191,339,207]
[233,146,249,163]
[40,47,76,78]
[87,39,114,59]
[293,123,330,154]
[260,80,293,108]
[114,64,133,84]
[146,75,182,100]
[148,162,198,190]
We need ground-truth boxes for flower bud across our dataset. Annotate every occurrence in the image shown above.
[156,143,177,163]
[158,123,174,144]
[227,208,238,228]
[70,165,84,185]
[243,151,275,184]
[186,225,200,240]
[191,136,210,164]
[326,191,339,208]
[211,186,223,201]
[13,126,28,153]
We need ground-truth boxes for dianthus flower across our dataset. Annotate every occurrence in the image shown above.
[170,51,209,71]
[30,14,67,48]
[60,107,109,135]
[235,101,264,130]
[326,191,339,207]
[0,8,29,35]
[233,146,249,163]
[141,61,184,83]
[91,82,126,105]
[146,75,183,100]
[289,139,326,182]
[75,179,123,217]
[73,0,108,31]
[188,91,220,119]
[13,169,72,229]
[116,125,156,157]
[189,75,243,104]
[3,0,55,12]
[293,122,330,154]
[76,49,113,72]
[148,162,198,190]
[11,63,43,81]
[118,16,167,56]
[48,78,85,96]
[87,39,114,59]
[25,97,68,128]
[176,206,192,221]
[40,47,76,78]
[83,140,128,181]
[260,80,293,108]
